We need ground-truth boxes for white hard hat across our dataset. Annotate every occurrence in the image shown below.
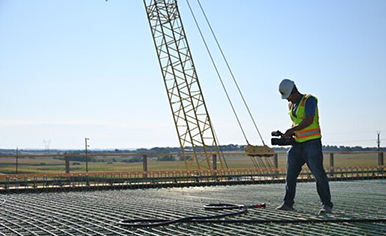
[278,78,295,99]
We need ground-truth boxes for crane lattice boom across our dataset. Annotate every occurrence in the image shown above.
[144,0,226,169]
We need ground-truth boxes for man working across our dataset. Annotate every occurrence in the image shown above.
[276,78,333,214]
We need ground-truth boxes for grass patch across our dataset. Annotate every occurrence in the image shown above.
[0,152,381,174]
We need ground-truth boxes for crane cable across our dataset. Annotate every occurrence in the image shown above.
[195,0,266,146]
[185,0,249,145]
[186,0,266,146]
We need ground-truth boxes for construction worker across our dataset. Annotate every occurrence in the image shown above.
[276,78,333,214]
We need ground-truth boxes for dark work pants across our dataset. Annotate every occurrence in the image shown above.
[283,138,333,208]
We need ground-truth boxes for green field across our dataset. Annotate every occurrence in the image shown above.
[0,152,381,175]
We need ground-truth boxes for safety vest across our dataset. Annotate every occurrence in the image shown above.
[289,94,322,143]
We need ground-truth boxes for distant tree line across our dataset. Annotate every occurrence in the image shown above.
[322,145,385,152]
[132,144,386,153]
[1,144,385,157]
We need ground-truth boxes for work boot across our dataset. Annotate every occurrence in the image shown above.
[276,203,294,211]
[319,205,333,214]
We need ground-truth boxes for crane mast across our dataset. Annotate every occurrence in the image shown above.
[143,0,226,169]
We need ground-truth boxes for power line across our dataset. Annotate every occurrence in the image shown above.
[324,130,386,136]
[328,139,381,143]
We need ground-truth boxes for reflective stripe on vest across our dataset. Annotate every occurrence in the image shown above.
[289,94,322,143]
[295,127,321,140]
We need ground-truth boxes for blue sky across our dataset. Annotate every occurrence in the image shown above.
[0,0,385,149]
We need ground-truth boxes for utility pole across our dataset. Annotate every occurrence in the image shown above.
[15,147,19,175]
[377,132,384,174]
[43,139,51,154]
[377,132,381,151]
[85,138,89,173]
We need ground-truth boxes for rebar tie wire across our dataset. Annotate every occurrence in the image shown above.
[118,203,386,227]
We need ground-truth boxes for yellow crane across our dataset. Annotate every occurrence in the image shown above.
[143,0,274,170]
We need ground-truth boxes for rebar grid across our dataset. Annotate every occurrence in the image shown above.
[1,166,384,193]
[0,180,385,235]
